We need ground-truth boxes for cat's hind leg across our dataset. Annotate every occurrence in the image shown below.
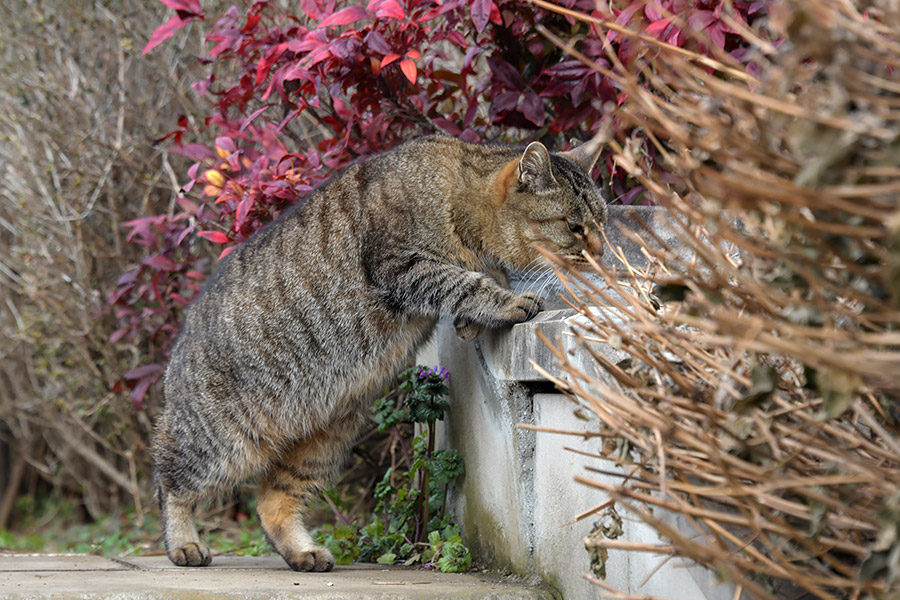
[258,424,363,572]
[159,485,212,566]
[154,404,269,568]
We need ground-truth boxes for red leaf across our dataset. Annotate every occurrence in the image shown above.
[488,56,525,90]
[144,254,177,271]
[432,118,462,135]
[215,136,237,154]
[198,230,231,244]
[489,1,502,25]
[381,53,401,67]
[687,10,716,32]
[234,197,253,230]
[143,15,192,55]
[471,0,493,33]
[240,105,270,135]
[520,93,545,126]
[319,6,369,27]
[460,129,481,143]
[620,186,646,205]
[420,1,460,22]
[170,293,190,306]
[117,270,138,286]
[175,224,196,246]
[168,143,214,160]
[256,44,287,86]
[644,18,673,39]
[399,58,417,83]
[544,60,591,79]
[708,23,726,50]
[463,46,481,71]
[107,284,133,305]
[191,74,213,97]
[123,363,165,381]
[372,0,405,20]
[130,375,158,411]
[109,327,129,344]
[218,246,237,261]
[644,1,664,21]
[606,3,642,44]
[445,30,466,47]
[464,103,478,128]
[493,91,520,113]
[365,30,392,55]
[242,13,261,32]
[159,0,202,15]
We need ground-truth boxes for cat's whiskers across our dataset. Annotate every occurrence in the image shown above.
[605,189,631,207]
[533,269,560,304]
[512,258,552,295]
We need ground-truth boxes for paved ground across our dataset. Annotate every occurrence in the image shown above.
[0,554,558,599]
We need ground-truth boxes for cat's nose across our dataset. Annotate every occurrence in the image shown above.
[586,229,604,259]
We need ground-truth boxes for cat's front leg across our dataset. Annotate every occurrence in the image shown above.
[368,250,544,330]
[453,264,518,341]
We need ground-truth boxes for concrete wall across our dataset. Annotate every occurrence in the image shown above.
[417,207,736,600]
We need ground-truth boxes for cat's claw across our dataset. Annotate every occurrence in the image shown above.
[503,292,544,324]
[455,318,484,342]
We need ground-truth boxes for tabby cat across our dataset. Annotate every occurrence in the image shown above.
[153,133,607,571]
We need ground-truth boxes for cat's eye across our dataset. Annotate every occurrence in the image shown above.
[568,223,585,237]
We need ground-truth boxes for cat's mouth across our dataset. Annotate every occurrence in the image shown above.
[562,253,603,272]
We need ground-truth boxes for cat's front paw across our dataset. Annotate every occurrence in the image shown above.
[501,292,544,324]
[454,317,484,342]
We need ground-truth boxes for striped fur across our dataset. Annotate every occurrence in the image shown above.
[153,134,607,571]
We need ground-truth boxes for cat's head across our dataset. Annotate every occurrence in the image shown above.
[493,135,608,270]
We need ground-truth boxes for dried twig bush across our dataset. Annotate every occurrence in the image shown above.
[0,0,212,523]
[534,1,900,598]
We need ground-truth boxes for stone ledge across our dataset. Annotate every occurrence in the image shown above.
[480,307,629,383]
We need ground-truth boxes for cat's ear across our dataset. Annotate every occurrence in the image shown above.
[517,142,556,189]
[558,122,612,173]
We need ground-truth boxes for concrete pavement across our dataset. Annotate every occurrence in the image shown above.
[0,554,558,599]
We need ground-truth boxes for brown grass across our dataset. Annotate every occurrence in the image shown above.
[0,0,213,523]
[532,0,900,597]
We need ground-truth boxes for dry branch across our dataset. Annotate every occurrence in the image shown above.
[536,0,900,597]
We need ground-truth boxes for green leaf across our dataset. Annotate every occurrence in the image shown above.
[377,552,397,564]
[428,449,465,484]
[323,532,360,565]
[428,530,442,549]
[333,524,357,540]
[361,520,384,541]
[437,541,471,573]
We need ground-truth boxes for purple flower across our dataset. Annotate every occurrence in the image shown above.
[417,366,450,382]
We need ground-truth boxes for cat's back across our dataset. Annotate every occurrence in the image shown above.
[167,135,514,374]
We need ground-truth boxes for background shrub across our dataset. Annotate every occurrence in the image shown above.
[0,0,762,541]
[0,0,220,523]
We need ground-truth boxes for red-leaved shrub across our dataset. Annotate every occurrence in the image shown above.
[111,0,765,407]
